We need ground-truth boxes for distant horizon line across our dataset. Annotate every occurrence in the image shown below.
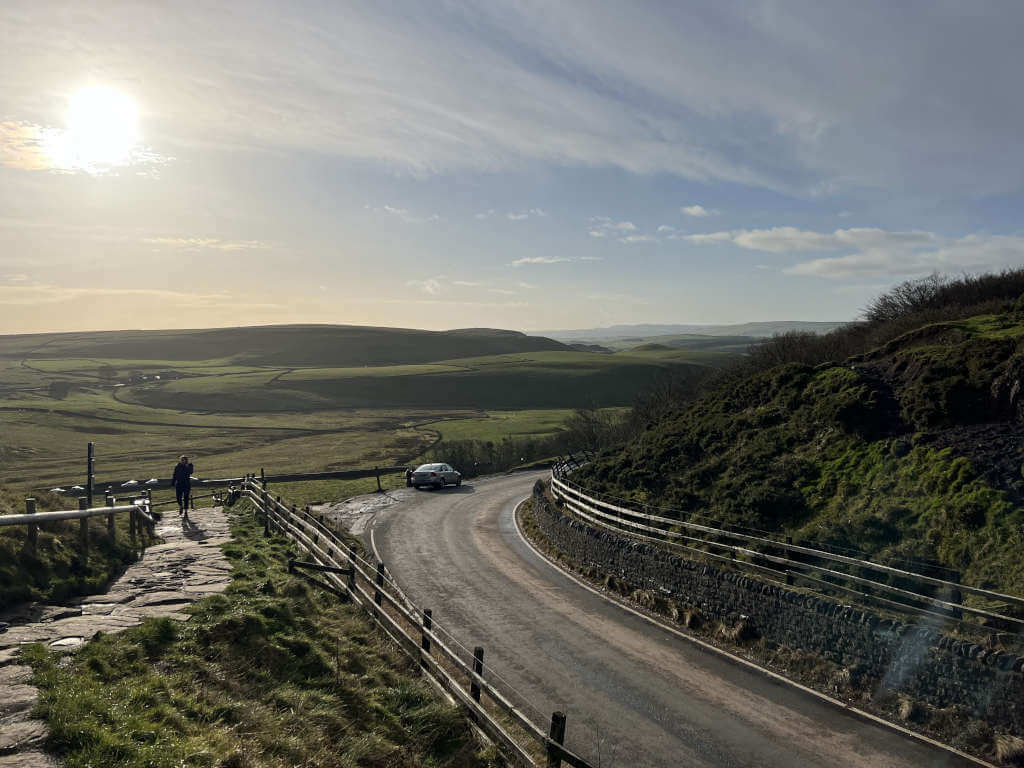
[0,318,851,340]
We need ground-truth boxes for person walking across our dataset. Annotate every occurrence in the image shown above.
[172,455,194,519]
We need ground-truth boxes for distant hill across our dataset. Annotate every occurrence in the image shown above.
[540,321,847,342]
[0,324,572,367]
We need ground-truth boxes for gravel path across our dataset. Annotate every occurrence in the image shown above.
[0,507,232,767]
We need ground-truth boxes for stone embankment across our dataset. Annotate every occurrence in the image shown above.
[0,508,232,767]
[530,481,1024,738]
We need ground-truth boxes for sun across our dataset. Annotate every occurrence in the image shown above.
[48,86,140,171]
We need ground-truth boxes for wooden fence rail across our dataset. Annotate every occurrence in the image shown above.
[0,492,158,565]
[240,475,593,768]
[549,467,1024,631]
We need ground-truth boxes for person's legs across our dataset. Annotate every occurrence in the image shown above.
[175,485,184,514]
[182,485,191,519]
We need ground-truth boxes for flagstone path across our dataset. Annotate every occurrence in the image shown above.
[0,507,232,767]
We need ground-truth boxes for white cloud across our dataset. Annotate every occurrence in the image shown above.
[370,205,440,224]
[143,237,270,251]
[619,234,657,244]
[516,281,537,289]
[681,205,717,217]
[506,208,547,221]
[685,225,1024,279]
[510,256,570,267]
[489,288,517,295]
[657,225,676,233]
[588,230,607,238]
[474,209,495,220]
[453,280,482,287]
[5,4,1024,195]
[405,277,445,295]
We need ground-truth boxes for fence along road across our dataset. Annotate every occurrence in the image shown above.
[240,474,591,768]
[550,463,1024,634]
[365,470,980,768]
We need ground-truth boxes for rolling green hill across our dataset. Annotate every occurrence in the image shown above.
[576,276,1024,597]
[0,324,570,367]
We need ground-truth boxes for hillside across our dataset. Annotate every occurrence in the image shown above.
[0,324,570,367]
[575,286,1024,597]
[541,321,845,342]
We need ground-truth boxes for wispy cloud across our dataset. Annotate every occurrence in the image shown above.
[685,226,1024,279]
[681,204,717,217]
[143,237,270,251]
[369,204,440,224]
[506,208,547,221]
[489,287,518,295]
[510,256,571,267]
[474,210,495,220]
[453,280,482,287]
[405,277,445,295]
[657,225,676,233]
[619,234,657,244]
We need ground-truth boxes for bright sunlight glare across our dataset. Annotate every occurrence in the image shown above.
[45,85,140,172]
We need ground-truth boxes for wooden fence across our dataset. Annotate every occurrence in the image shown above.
[0,492,159,564]
[239,474,594,768]
[550,461,1024,633]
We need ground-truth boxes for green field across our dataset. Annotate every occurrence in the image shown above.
[0,324,725,498]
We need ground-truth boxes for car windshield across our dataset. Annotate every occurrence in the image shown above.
[415,464,443,472]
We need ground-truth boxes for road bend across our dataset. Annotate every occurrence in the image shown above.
[366,471,975,768]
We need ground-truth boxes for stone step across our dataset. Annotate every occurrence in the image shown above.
[0,718,48,755]
[0,686,38,718]
[0,749,57,767]
[0,666,31,686]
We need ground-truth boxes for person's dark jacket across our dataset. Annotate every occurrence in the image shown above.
[172,463,194,488]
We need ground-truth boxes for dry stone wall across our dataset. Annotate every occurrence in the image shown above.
[531,481,1024,736]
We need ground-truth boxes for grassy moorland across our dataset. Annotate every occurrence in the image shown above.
[22,508,496,768]
[576,272,1024,598]
[0,324,716,491]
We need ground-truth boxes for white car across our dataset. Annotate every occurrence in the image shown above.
[411,463,461,489]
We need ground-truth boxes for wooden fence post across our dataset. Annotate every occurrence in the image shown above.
[24,498,37,553]
[546,711,567,768]
[470,646,485,703]
[129,498,137,544]
[375,466,382,492]
[86,442,95,509]
[374,561,385,612]
[420,609,432,669]
[78,496,90,564]
[105,492,116,543]
[347,549,357,595]
[262,487,270,537]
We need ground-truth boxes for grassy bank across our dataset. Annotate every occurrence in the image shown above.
[23,506,496,768]
[0,485,141,611]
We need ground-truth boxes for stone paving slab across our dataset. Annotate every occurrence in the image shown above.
[0,507,232,766]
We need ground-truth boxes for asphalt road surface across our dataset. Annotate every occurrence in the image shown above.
[361,471,978,768]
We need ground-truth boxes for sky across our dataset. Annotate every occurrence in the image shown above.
[2,1,1024,334]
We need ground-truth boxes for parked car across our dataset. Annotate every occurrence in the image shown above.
[411,463,461,489]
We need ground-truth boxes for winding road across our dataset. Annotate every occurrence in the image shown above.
[360,471,978,768]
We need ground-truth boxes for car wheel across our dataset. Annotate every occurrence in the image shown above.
[436,479,445,489]
[455,478,462,487]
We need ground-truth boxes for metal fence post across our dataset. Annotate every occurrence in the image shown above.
[24,498,37,553]
[105,492,116,543]
[546,711,567,768]
[470,646,485,703]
